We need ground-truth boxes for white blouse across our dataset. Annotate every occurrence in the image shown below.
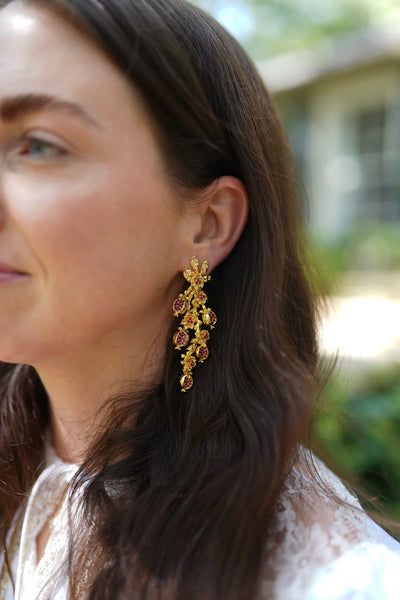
[3,450,79,600]
[261,453,400,599]
[1,450,399,599]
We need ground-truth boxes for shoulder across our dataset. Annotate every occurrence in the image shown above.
[260,449,400,600]
[306,542,400,600]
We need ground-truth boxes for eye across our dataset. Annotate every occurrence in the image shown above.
[18,136,66,160]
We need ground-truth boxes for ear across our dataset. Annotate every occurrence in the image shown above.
[183,176,249,272]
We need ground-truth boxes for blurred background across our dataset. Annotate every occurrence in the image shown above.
[194,0,400,520]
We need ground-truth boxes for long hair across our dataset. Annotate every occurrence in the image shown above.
[0,1,319,598]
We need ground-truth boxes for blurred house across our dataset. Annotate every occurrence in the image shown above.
[259,24,400,242]
[258,22,400,508]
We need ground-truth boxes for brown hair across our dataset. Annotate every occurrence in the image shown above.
[0,1,318,598]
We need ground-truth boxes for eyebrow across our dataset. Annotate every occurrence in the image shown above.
[0,93,100,128]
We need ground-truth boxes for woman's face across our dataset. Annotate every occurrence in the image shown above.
[0,2,189,367]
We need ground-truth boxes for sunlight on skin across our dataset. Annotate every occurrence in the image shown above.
[8,11,36,33]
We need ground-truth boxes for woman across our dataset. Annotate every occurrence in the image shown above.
[0,0,398,598]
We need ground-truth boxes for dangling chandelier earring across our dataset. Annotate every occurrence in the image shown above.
[172,257,217,392]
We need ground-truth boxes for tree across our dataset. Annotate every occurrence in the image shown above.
[191,0,400,60]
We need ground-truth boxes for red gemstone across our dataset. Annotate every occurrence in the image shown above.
[182,313,196,329]
[209,311,217,326]
[200,330,210,342]
[195,278,202,285]
[196,345,209,361]
[173,297,186,314]
[202,309,216,326]
[173,330,189,348]
[180,374,193,391]
[187,357,196,369]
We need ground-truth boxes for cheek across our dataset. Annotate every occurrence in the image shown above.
[3,140,183,327]
[8,169,170,256]
[8,175,179,303]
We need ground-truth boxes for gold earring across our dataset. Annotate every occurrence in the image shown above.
[172,257,217,392]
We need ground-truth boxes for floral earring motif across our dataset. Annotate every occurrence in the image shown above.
[172,257,217,392]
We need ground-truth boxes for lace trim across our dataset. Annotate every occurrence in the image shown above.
[13,457,79,600]
[260,451,396,599]
[4,448,399,600]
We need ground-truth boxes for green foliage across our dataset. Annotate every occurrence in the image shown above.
[314,363,400,519]
[244,0,370,60]
[191,0,389,61]
[302,234,344,297]
[307,222,400,297]
[338,223,400,270]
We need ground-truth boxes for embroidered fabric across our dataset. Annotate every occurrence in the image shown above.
[2,449,400,599]
[5,450,79,600]
[260,451,400,599]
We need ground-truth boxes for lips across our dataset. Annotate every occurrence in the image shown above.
[0,261,22,272]
[0,261,28,282]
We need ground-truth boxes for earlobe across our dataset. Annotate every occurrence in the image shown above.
[190,176,249,270]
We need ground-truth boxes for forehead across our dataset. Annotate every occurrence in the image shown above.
[0,1,145,128]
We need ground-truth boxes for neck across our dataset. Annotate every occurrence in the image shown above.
[35,332,166,463]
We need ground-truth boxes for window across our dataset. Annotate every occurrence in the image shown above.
[353,105,400,222]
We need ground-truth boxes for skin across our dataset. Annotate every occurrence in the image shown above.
[0,1,248,464]
[0,1,193,459]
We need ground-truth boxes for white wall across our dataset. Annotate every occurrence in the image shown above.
[307,64,400,240]
[278,63,400,241]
